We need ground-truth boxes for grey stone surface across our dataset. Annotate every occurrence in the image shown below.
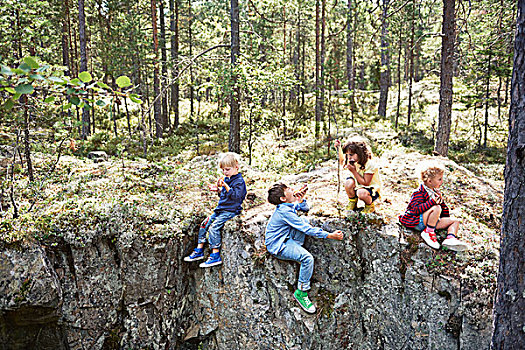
[0,208,494,349]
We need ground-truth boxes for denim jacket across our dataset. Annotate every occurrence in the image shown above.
[265,201,328,255]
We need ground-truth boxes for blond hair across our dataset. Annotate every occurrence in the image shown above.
[219,152,240,168]
[418,160,445,182]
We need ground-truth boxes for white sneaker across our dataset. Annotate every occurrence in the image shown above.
[442,237,469,252]
[421,230,440,249]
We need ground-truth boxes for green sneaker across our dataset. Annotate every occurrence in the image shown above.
[293,289,316,314]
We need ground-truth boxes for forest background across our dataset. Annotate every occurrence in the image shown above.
[0,0,523,347]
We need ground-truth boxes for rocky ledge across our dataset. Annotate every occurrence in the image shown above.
[0,204,494,349]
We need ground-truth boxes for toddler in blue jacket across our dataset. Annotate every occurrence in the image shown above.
[184,153,247,267]
[265,183,343,313]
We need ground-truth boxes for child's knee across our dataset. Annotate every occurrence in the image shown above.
[356,188,370,200]
[345,178,356,189]
[431,204,442,214]
[301,252,314,265]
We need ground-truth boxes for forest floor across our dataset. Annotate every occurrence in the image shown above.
[0,124,504,291]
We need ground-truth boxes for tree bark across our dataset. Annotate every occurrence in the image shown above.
[188,0,195,119]
[169,0,180,129]
[320,0,326,137]
[484,51,492,148]
[62,0,71,76]
[346,0,354,92]
[435,0,456,156]
[407,0,415,126]
[378,0,390,118]
[315,0,321,139]
[151,0,162,138]
[22,96,34,182]
[159,0,169,131]
[229,0,241,153]
[78,0,90,139]
[396,30,403,129]
[491,2,525,347]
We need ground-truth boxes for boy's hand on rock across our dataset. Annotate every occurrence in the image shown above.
[327,230,344,241]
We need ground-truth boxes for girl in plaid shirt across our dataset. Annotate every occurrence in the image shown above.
[399,161,469,251]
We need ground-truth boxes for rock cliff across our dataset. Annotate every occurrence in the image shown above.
[0,203,494,349]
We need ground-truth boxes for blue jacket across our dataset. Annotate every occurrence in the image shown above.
[265,201,328,255]
[214,173,247,215]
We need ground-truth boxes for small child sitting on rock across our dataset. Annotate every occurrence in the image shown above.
[184,152,247,267]
[399,160,469,251]
[265,183,343,314]
[334,137,382,213]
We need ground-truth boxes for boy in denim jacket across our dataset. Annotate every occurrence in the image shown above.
[184,153,247,267]
[265,183,343,313]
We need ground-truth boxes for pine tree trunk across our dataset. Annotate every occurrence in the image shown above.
[151,0,162,138]
[315,0,321,139]
[229,0,241,153]
[378,0,390,118]
[170,0,180,129]
[396,31,402,129]
[159,0,169,131]
[407,0,415,126]
[484,52,492,148]
[188,0,194,119]
[320,0,326,137]
[292,5,300,105]
[435,0,456,156]
[346,0,354,92]
[491,1,525,346]
[22,96,34,182]
[78,0,90,139]
[62,0,70,76]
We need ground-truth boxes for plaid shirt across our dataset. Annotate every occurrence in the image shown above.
[399,185,450,228]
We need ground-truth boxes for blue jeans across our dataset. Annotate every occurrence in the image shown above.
[198,211,237,249]
[275,229,314,291]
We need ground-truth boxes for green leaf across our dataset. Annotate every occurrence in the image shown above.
[70,96,80,105]
[70,78,81,85]
[5,87,15,94]
[44,96,55,103]
[23,57,39,69]
[30,74,45,80]
[84,103,92,110]
[36,65,50,73]
[18,62,31,72]
[129,94,143,104]
[96,81,111,89]
[78,71,92,83]
[96,100,106,107]
[15,84,34,94]
[12,68,26,75]
[13,93,21,100]
[116,76,131,88]
[62,103,72,110]
[3,98,14,110]
[1,65,13,76]
[48,76,64,83]
[66,87,76,95]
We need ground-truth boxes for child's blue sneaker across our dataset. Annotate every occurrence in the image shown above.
[199,252,222,268]
[184,248,205,262]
